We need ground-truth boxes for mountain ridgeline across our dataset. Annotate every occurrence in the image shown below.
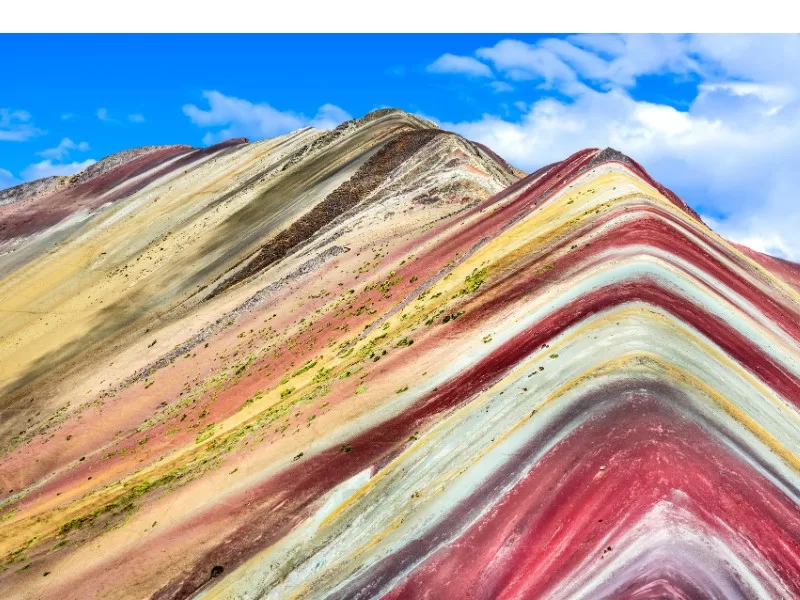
[1,108,799,600]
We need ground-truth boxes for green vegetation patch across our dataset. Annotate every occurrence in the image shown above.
[292,359,318,378]
[195,423,216,444]
[442,311,465,324]
[461,268,487,295]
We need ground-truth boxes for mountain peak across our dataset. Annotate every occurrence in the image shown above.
[332,107,439,133]
[590,146,634,166]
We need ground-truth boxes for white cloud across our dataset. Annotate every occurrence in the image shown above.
[476,39,579,89]
[436,34,800,259]
[309,104,352,130]
[689,34,800,85]
[491,81,514,93]
[97,108,123,123]
[698,82,795,105]
[702,216,794,259]
[21,158,96,181]
[61,113,74,121]
[0,108,44,141]
[38,137,90,160]
[97,108,145,124]
[567,34,701,86]
[183,90,352,145]
[0,167,20,190]
[427,53,493,78]
[474,35,701,94]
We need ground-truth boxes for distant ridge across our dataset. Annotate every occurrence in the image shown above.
[0,145,185,206]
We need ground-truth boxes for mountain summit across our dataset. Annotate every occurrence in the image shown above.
[1,110,799,600]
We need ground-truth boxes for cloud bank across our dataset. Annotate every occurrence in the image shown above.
[428,34,800,259]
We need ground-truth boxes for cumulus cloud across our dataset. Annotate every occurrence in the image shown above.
[183,90,352,145]
[21,158,96,181]
[434,34,800,259]
[475,35,701,92]
[97,107,112,122]
[128,113,146,123]
[309,104,352,130]
[38,137,90,160]
[476,39,579,88]
[0,108,44,141]
[427,53,493,78]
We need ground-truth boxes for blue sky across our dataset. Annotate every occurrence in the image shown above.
[2,34,800,259]
[0,35,567,169]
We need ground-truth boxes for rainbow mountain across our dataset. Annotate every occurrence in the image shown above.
[0,109,799,600]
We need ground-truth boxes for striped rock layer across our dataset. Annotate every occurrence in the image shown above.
[0,110,798,600]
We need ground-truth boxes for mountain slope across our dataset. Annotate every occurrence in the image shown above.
[1,113,799,600]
